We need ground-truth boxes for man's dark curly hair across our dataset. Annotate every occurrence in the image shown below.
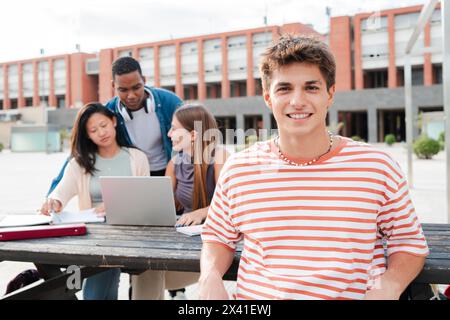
[112,56,143,79]
[259,34,336,91]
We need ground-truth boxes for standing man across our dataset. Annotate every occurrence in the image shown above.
[106,56,180,177]
[199,35,429,300]
[41,56,183,300]
[46,56,181,194]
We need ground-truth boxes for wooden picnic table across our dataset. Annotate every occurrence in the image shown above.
[0,223,449,299]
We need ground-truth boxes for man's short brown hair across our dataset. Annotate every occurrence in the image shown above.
[259,34,336,92]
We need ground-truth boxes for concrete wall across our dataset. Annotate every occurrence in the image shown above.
[48,108,80,128]
[0,107,53,148]
[19,106,46,124]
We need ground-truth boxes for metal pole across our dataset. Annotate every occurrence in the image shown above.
[442,0,450,223]
[404,55,414,188]
[405,0,440,53]
[403,0,439,189]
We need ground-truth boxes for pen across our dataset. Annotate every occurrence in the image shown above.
[47,198,60,224]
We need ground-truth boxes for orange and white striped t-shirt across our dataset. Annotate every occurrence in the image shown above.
[202,137,429,300]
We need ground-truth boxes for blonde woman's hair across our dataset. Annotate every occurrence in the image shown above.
[174,104,219,210]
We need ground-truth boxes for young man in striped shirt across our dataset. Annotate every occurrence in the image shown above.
[199,35,429,300]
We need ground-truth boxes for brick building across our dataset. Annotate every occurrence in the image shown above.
[0,4,444,142]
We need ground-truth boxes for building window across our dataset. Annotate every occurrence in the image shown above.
[244,115,263,138]
[38,61,50,96]
[183,85,198,100]
[364,69,388,88]
[25,98,33,107]
[361,16,388,31]
[138,47,154,81]
[255,79,263,96]
[8,65,19,100]
[23,63,34,97]
[230,81,247,97]
[40,96,49,106]
[118,50,132,57]
[338,111,368,141]
[412,66,424,86]
[161,86,175,93]
[395,12,420,29]
[397,67,405,87]
[53,59,66,95]
[0,100,3,110]
[396,66,425,86]
[215,116,236,144]
[56,95,66,109]
[433,64,442,84]
[206,83,222,99]
[378,109,406,142]
[10,99,18,109]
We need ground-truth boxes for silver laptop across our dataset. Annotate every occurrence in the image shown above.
[99,176,177,226]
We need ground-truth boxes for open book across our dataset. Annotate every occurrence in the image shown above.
[0,214,52,228]
[51,208,105,225]
[176,224,204,236]
[0,209,104,229]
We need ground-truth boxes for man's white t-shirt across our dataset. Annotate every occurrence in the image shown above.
[120,91,167,171]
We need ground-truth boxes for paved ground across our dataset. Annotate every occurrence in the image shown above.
[0,143,447,299]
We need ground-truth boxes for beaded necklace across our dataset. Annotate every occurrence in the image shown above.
[275,131,334,166]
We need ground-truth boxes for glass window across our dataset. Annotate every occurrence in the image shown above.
[118,50,132,57]
[364,69,388,88]
[362,15,388,31]
[412,66,424,86]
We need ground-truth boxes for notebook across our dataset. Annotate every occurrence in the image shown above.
[0,209,104,228]
[0,214,52,228]
[0,223,87,241]
[51,208,105,225]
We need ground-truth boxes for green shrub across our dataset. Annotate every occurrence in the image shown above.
[59,128,70,141]
[384,134,396,146]
[413,135,440,159]
[245,135,258,147]
[0,143,3,152]
[439,131,445,151]
[351,135,364,142]
[59,128,71,152]
[234,135,259,152]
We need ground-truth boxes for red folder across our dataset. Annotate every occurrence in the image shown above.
[0,223,86,241]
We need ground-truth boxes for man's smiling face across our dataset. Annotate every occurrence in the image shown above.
[264,62,335,138]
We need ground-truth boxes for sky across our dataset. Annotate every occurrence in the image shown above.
[0,0,429,63]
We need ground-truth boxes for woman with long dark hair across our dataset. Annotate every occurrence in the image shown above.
[131,104,229,300]
[41,102,149,300]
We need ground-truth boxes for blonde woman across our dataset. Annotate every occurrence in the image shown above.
[131,104,229,300]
